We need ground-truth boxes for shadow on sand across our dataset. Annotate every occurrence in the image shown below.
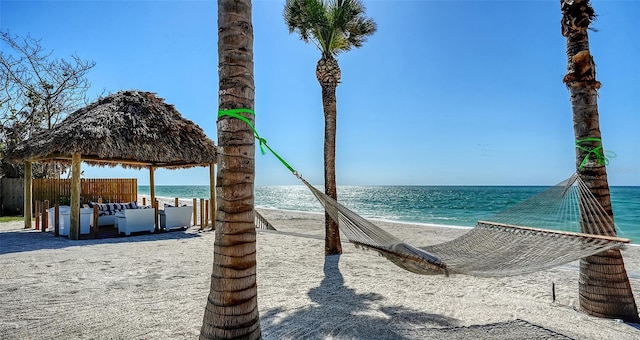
[260,254,459,339]
[0,226,202,255]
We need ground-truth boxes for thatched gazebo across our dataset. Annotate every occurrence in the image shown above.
[8,90,217,239]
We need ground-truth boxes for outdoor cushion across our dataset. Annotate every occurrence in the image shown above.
[88,201,138,212]
[85,201,141,220]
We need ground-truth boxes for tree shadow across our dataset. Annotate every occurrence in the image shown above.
[0,227,201,255]
[260,254,459,339]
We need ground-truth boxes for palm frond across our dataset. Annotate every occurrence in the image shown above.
[345,17,377,49]
[284,0,376,56]
[284,0,330,47]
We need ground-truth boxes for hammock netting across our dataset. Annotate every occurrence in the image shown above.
[296,172,628,277]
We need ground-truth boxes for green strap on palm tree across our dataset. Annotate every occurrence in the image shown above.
[576,137,609,170]
[218,109,297,174]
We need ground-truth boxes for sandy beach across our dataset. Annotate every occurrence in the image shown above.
[1,201,639,339]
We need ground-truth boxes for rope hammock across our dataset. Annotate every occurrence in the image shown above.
[296,172,629,277]
[218,109,629,278]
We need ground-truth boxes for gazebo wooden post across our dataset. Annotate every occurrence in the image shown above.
[192,198,197,226]
[69,153,81,240]
[209,163,216,230]
[200,198,204,230]
[92,205,99,238]
[149,166,156,205]
[54,203,60,237]
[205,200,209,228]
[23,161,32,229]
[149,166,157,231]
[154,200,159,233]
[35,201,40,230]
[42,200,49,232]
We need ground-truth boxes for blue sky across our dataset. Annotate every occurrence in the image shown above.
[2,0,638,186]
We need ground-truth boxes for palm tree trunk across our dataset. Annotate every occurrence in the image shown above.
[317,54,342,255]
[571,84,639,321]
[24,161,32,229]
[200,0,261,338]
[321,83,342,255]
[561,0,639,322]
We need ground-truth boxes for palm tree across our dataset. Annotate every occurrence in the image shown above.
[284,0,376,255]
[560,0,639,322]
[200,0,261,338]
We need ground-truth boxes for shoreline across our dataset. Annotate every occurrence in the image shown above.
[147,193,482,228]
[256,206,476,231]
[1,207,639,339]
[144,193,477,231]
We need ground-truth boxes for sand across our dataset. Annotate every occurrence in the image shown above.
[1,200,639,339]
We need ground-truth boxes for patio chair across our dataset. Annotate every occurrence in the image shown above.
[116,208,156,236]
[160,206,193,231]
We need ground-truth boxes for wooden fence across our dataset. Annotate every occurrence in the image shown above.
[1,178,25,215]
[32,178,138,205]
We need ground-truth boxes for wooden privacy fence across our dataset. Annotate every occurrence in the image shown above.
[1,178,24,215]
[33,178,137,205]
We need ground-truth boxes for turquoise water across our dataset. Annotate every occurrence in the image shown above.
[139,185,639,243]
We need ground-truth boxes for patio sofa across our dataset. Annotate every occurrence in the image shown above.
[87,201,142,226]
[160,206,192,231]
[116,208,156,236]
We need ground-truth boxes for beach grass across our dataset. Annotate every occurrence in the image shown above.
[0,216,22,223]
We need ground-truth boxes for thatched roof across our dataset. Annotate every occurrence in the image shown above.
[8,90,217,169]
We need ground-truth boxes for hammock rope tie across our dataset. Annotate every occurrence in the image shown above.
[218,109,297,174]
[218,110,629,277]
[575,137,611,170]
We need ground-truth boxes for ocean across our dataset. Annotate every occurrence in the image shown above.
[138,185,639,243]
